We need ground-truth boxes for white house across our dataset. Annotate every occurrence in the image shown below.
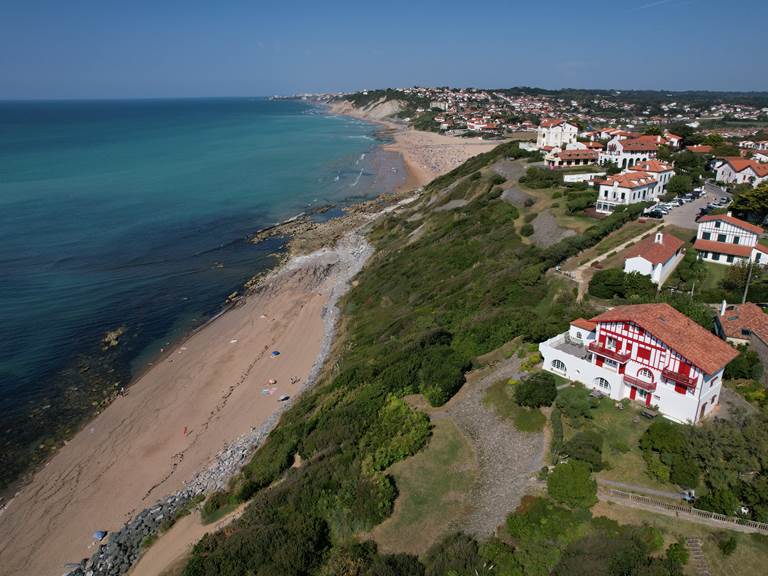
[623,231,685,285]
[693,213,767,266]
[715,157,768,188]
[596,171,658,214]
[539,303,738,424]
[629,159,675,198]
[545,148,599,169]
[599,137,658,169]
[536,119,578,150]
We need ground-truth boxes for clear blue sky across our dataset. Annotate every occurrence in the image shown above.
[1,0,766,99]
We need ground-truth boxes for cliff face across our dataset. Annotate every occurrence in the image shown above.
[330,97,404,120]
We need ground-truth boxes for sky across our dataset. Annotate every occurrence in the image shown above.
[1,0,766,99]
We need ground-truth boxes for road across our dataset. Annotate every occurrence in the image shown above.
[662,181,730,230]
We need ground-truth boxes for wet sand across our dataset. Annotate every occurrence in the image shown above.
[0,236,368,576]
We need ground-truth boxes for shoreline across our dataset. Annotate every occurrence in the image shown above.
[0,101,503,576]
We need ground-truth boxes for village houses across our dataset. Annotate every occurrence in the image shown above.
[539,303,738,424]
[623,230,685,285]
[595,171,660,214]
[536,118,578,150]
[714,157,768,188]
[693,213,768,266]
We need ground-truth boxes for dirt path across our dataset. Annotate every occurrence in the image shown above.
[442,357,547,536]
[597,478,680,500]
[571,223,664,300]
[130,505,246,576]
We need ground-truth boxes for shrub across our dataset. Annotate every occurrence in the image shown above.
[667,540,689,565]
[524,212,537,223]
[418,346,470,406]
[489,174,506,186]
[717,533,738,556]
[725,344,763,380]
[547,461,597,509]
[524,197,536,207]
[422,533,481,576]
[515,371,557,408]
[521,223,534,237]
[520,166,563,189]
[564,430,604,471]
[556,387,593,421]
[588,268,655,300]
[552,191,563,198]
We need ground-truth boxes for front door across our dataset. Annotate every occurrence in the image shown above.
[629,386,637,400]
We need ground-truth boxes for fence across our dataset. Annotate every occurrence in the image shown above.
[601,487,768,533]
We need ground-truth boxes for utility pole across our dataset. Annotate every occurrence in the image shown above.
[742,261,754,304]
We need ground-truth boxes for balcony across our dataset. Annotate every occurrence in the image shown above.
[662,368,696,388]
[588,342,630,363]
[624,374,657,392]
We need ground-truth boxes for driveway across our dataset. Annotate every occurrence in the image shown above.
[663,182,730,230]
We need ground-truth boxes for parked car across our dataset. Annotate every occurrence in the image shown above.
[645,210,665,219]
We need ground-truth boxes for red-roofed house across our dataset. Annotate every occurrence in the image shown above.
[595,171,659,214]
[599,136,658,169]
[664,132,683,149]
[694,213,766,266]
[536,119,578,150]
[623,230,685,285]
[714,157,768,188]
[715,302,768,346]
[629,159,675,197]
[686,145,713,154]
[539,303,738,423]
[545,148,600,169]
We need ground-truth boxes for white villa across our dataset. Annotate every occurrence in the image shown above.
[714,157,768,188]
[623,231,685,285]
[539,304,738,424]
[537,119,578,150]
[596,171,659,214]
[693,214,767,266]
[629,159,675,198]
[599,137,658,169]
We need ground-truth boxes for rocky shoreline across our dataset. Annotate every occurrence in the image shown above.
[64,229,376,576]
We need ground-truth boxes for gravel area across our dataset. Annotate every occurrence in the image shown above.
[500,185,533,207]
[492,158,526,181]
[442,357,546,536]
[531,211,576,248]
[434,199,469,211]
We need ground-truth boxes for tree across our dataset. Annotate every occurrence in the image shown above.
[724,344,762,380]
[547,461,597,509]
[666,174,693,198]
[515,371,557,408]
[556,387,593,421]
[672,249,705,288]
[422,533,481,576]
[645,126,663,136]
[589,268,626,299]
[604,161,621,175]
[564,430,604,471]
[730,183,768,223]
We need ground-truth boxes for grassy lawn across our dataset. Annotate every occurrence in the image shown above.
[592,501,768,576]
[701,262,729,292]
[517,183,598,236]
[368,417,478,556]
[562,219,658,270]
[484,379,546,432]
[562,396,678,492]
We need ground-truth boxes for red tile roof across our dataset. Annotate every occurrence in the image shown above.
[719,157,768,177]
[623,232,685,265]
[557,149,599,161]
[718,303,768,342]
[686,145,713,154]
[597,171,657,189]
[620,138,659,152]
[540,119,565,127]
[591,303,737,374]
[693,238,753,257]
[629,159,674,174]
[571,318,597,331]
[697,214,764,235]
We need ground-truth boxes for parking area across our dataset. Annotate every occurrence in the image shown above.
[659,182,731,230]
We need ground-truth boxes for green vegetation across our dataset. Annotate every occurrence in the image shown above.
[548,461,598,508]
[483,379,546,432]
[731,183,768,223]
[519,166,562,189]
[663,174,693,200]
[514,371,557,408]
[588,268,656,300]
[640,414,768,519]
[181,143,674,575]
[370,418,476,555]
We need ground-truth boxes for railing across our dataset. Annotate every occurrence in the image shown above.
[600,488,768,534]
[662,368,696,388]
[587,342,630,363]
[623,374,657,392]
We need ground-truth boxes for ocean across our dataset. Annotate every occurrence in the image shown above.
[0,97,403,492]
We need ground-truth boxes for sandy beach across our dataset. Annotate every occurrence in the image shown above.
[329,101,501,187]
[0,232,371,576]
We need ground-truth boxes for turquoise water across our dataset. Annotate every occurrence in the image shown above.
[0,98,402,489]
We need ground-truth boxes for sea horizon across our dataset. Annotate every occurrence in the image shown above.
[0,97,404,494]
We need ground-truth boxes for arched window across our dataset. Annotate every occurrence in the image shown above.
[594,377,611,391]
[637,368,654,382]
[551,359,566,374]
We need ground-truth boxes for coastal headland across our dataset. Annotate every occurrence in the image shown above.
[0,105,502,576]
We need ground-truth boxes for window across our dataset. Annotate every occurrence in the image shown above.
[715,221,721,228]
[637,368,654,381]
[703,232,711,240]
[551,359,566,374]
[727,255,734,263]
[718,234,727,242]
[606,336,617,350]
[713,253,721,261]
[742,328,751,336]
[576,331,582,340]
[734,236,740,244]
[594,377,611,391]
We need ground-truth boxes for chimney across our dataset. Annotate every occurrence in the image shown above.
[727,211,732,217]
[721,299,727,316]
[655,231,663,244]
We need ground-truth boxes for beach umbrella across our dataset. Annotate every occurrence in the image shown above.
[92,531,107,541]
[271,351,280,357]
